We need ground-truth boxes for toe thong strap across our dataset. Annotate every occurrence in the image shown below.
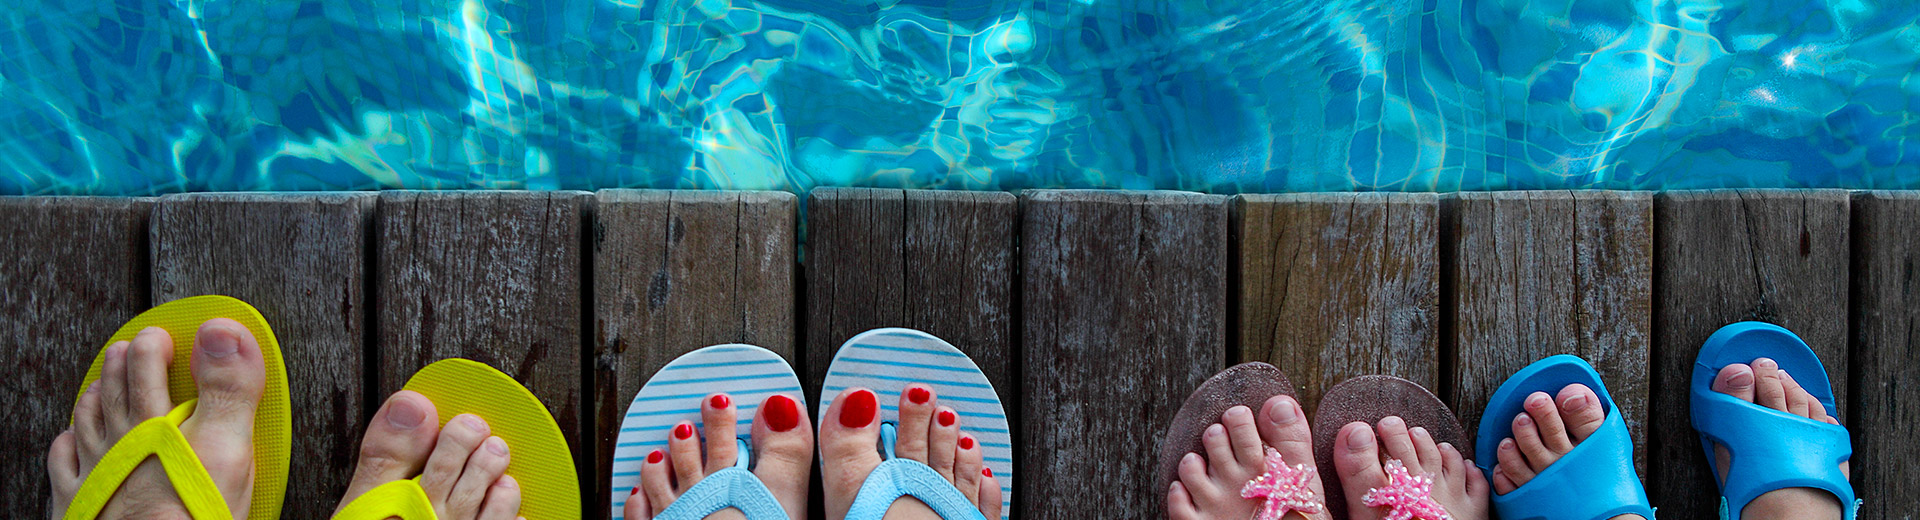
[1490,411,1654,520]
[655,438,790,520]
[842,423,986,520]
[1691,391,1856,520]
[66,400,232,520]
[331,478,437,520]
[1362,460,1450,520]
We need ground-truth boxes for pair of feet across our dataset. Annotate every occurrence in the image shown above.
[623,385,1002,520]
[47,320,524,519]
[1165,395,1488,520]
[1490,358,1848,520]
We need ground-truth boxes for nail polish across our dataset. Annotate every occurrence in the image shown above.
[673,423,694,440]
[630,485,641,496]
[839,389,878,428]
[937,410,956,427]
[959,436,975,450]
[907,387,931,404]
[764,395,800,432]
[983,468,993,478]
[646,450,664,464]
[710,394,731,409]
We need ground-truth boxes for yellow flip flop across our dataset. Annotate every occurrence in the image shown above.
[65,295,290,520]
[333,358,581,520]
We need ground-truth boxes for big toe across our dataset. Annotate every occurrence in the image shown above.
[819,388,884,520]
[179,318,267,514]
[1713,363,1757,403]
[336,390,440,512]
[1258,396,1325,497]
[1333,422,1387,518]
[1555,384,1607,442]
[752,394,814,520]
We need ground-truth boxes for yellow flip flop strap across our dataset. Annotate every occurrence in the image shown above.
[331,477,438,520]
[64,400,231,520]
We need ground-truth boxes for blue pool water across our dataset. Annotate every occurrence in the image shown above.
[2,0,1917,195]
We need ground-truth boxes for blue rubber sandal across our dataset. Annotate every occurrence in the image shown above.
[1474,355,1654,520]
[1691,322,1859,520]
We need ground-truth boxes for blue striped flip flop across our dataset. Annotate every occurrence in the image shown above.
[610,344,806,520]
[819,328,1013,520]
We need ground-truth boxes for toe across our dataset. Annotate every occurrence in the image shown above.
[1555,384,1607,442]
[750,394,813,520]
[420,414,492,507]
[1376,416,1418,467]
[623,481,650,520]
[1201,423,1237,479]
[954,435,984,506]
[1496,437,1536,487]
[47,429,80,509]
[1409,427,1443,476]
[1779,371,1813,418]
[477,474,522,520]
[897,385,936,463]
[1334,422,1387,510]
[1221,406,1264,470]
[1176,452,1219,503]
[820,388,884,520]
[1713,363,1756,403]
[1167,481,1201,520]
[181,319,266,515]
[979,470,1003,520]
[445,436,511,518]
[99,342,130,435]
[125,327,176,418]
[73,382,106,470]
[1512,412,1557,473]
[1523,392,1572,455]
[703,394,738,471]
[1492,465,1516,495]
[1751,358,1789,411]
[1257,395,1323,499]
[667,420,704,490]
[337,391,440,512]
[928,406,960,482]
[641,449,675,516]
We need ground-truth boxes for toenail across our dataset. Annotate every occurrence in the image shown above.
[1410,426,1429,439]
[1380,416,1404,429]
[673,423,694,440]
[1526,393,1549,409]
[1563,394,1589,411]
[1499,438,1515,450]
[839,389,878,428]
[1754,358,1777,369]
[1348,426,1374,449]
[907,387,931,404]
[710,394,731,409]
[1271,398,1298,425]
[630,485,640,496]
[202,327,240,359]
[1729,370,1755,388]
[387,397,427,429]
[1515,413,1533,428]
[764,395,800,432]
[938,410,956,427]
[647,450,664,464]
[459,414,487,431]
[1227,405,1251,418]
[959,436,975,450]
[983,468,993,477]
[1205,424,1224,438]
[485,436,508,456]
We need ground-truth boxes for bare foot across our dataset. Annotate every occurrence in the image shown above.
[1333,416,1489,520]
[623,393,813,520]
[1166,395,1333,520]
[47,320,265,520]
[819,385,1002,520]
[1708,359,1849,520]
[331,391,522,519]
[1489,384,1643,520]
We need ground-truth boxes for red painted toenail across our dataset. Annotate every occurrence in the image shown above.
[938,410,956,427]
[673,423,694,440]
[630,485,641,496]
[764,394,800,432]
[710,394,731,409]
[907,387,931,404]
[647,450,664,464]
[959,436,975,450]
[839,389,878,428]
[983,468,993,477]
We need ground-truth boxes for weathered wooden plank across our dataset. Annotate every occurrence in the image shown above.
[803,188,1016,403]
[1849,190,1920,518]
[1020,190,1227,520]
[150,192,375,519]
[591,189,796,518]
[1651,190,1849,517]
[0,197,151,515]
[375,191,589,499]
[1233,193,1439,417]
[1446,191,1652,473]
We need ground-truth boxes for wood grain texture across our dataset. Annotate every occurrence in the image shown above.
[374,191,590,498]
[150,192,375,519]
[803,188,1016,403]
[1651,190,1849,517]
[591,189,796,517]
[1020,190,1227,520]
[1234,193,1439,417]
[1446,191,1652,473]
[1849,191,1920,518]
[0,197,150,515]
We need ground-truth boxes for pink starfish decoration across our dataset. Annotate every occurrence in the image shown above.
[1362,459,1450,520]
[1239,447,1323,520]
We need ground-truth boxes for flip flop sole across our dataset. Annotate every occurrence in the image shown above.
[611,344,805,519]
[1311,375,1466,520]
[76,295,291,520]
[1154,362,1296,500]
[405,358,581,520]
[820,328,1013,520]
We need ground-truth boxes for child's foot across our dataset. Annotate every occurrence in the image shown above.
[1166,395,1332,520]
[624,393,814,520]
[1707,359,1849,520]
[46,321,265,520]
[1334,416,1489,520]
[819,385,1002,520]
[1489,384,1644,520]
[332,390,523,519]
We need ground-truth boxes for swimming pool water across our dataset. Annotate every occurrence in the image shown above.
[2,0,1916,195]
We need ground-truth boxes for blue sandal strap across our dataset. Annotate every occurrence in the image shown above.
[1690,322,1856,520]
[1475,355,1654,520]
[654,439,790,520]
[844,423,986,520]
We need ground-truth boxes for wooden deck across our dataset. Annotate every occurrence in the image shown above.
[2,189,1912,519]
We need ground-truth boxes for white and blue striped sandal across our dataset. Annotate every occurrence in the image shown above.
[820,328,1015,520]
[611,344,807,520]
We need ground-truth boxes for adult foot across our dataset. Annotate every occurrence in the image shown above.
[1489,384,1643,520]
[47,320,265,520]
[1333,416,1489,520]
[1166,395,1332,520]
[332,390,522,519]
[1708,359,1848,520]
[624,393,813,520]
[820,385,1002,520]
